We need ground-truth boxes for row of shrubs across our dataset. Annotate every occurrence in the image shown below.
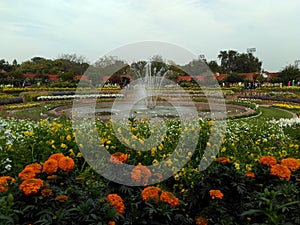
[238,95,300,103]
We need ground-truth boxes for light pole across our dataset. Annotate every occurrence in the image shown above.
[199,54,205,60]
[247,48,256,54]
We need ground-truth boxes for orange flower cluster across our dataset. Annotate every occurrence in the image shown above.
[25,163,43,174]
[209,189,224,200]
[195,217,208,225]
[43,154,75,174]
[55,195,68,202]
[142,186,179,207]
[41,188,53,197]
[19,178,43,196]
[110,152,128,164]
[281,158,300,172]
[107,193,125,214]
[142,186,160,202]
[58,156,75,172]
[259,156,277,166]
[0,176,15,192]
[270,164,291,181]
[131,164,151,185]
[49,153,65,162]
[245,171,255,178]
[259,156,299,181]
[160,191,179,207]
[18,168,36,180]
[43,159,59,174]
[215,157,228,164]
[108,221,116,225]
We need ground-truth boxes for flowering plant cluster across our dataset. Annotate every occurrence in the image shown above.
[0,113,300,224]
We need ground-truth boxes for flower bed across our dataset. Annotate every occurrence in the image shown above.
[0,117,299,224]
[37,94,124,101]
[238,95,300,103]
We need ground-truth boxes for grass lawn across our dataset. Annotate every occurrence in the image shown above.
[258,106,293,120]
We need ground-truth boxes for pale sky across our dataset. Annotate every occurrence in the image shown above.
[1,0,299,72]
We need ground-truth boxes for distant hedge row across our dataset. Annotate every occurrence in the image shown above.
[0,97,23,105]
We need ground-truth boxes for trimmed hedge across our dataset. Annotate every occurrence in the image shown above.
[0,97,23,105]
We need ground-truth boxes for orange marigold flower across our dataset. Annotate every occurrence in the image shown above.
[131,164,151,185]
[55,195,68,202]
[107,193,125,214]
[25,163,42,175]
[259,156,277,167]
[270,164,291,181]
[281,158,300,172]
[142,186,160,202]
[58,156,75,172]
[108,221,116,225]
[195,217,208,225]
[245,171,255,178]
[110,152,128,164]
[215,157,228,164]
[209,189,224,199]
[19,178,43,196]
[48,153,65,162]
[41,188,53,197]
[0,176,16,192]
[18,168,36,180]
[160,191,179,207]
[43,159,59,174]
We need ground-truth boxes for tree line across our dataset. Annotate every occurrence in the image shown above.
[1,51,299,87]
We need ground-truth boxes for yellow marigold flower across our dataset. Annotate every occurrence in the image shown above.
[77,152,82,158]
[0,176,16,192]
[158,144,163,151]
[270,164,291,181]
[259,156,277,167]
[281,158,300,172]
[18,168,36,180]
[19,178,43,196]
[55,195,68,202]
[60,143,67,149]
[48,140,55,145]
[58,157,75,172]
[209,189,224,199]
[160,191,179,207]
[43,159,59,174]
[24,131,34,136]
[234,163,240,170]
[66,135,72,141]
[107,193,125,214]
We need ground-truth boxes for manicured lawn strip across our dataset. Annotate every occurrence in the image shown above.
[258,106,293,120]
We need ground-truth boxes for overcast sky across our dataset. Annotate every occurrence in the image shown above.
[1,0,299,72]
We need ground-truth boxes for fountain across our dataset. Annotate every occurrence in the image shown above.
[138,61,167,109]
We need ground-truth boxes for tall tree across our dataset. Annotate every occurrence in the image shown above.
[277,65,300,84]
[217,50,261,73]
